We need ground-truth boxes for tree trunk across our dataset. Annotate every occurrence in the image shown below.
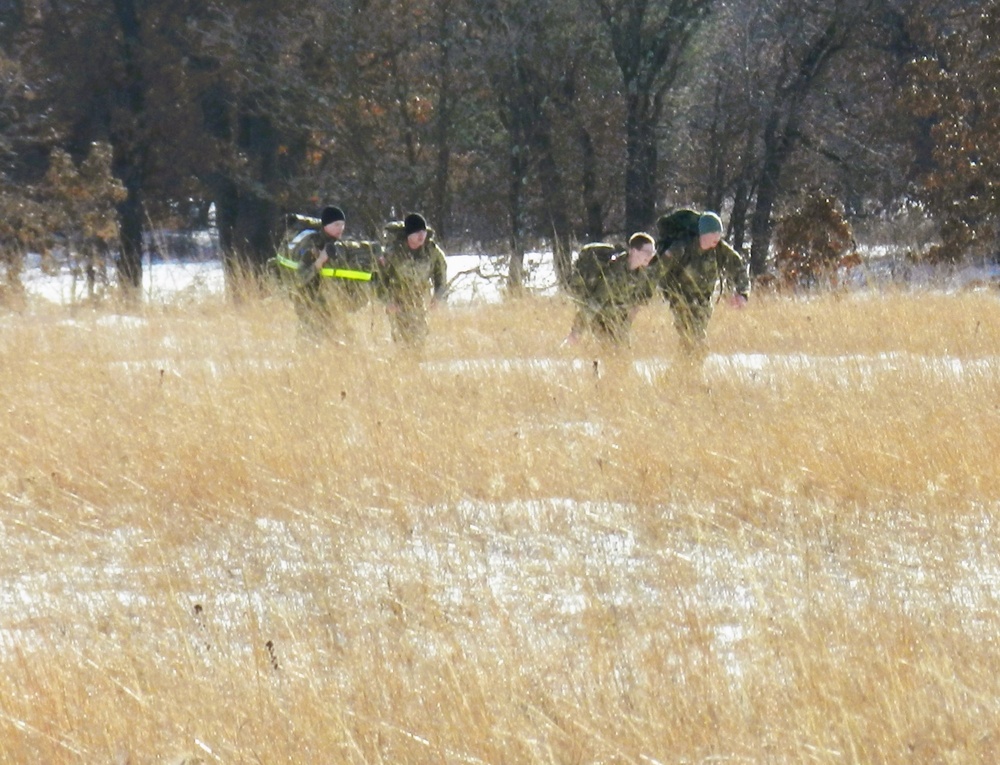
[116,191,144,291]
[111,0,148,294]
[728,133,758,253]
[216,110,282,294]
[702,84,728,213]
[624,96,657,235]
[433,99,452,237]
[532,108,573,287]
[748,16,847,275]
[210,175,245,295]
[506,137,527,292]
[578,124,603,241]
[750,111,796,276]
[729,174,751,254]
[231,193,277,272]
[432,1,454,236]
[749,174,777,277]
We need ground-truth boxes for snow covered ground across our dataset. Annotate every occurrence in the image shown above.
[19,246,1000,312]
[18,250,558,306]
[4,492,1000,677]
[5,245,1000,710]
[16,248,1000,385]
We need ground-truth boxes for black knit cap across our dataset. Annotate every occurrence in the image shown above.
[403,212,427,236]
[321,206,345,226]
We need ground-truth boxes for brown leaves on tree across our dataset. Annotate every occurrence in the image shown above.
[904,2,1000,263]
[774,192,858,289]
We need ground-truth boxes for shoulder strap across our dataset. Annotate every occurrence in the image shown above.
[272,228,320,271]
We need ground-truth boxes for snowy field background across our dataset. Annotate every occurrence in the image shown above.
[17,243,1000,307]
[18,248,555,306]
[16,247,1000,386]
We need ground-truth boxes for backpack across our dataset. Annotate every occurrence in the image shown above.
[266,214,322,280]
[655,209,701,253]
[571,242,619,296]
[285,212,322,232]
[383,220,406,241]
[276,213,323,261]
[383,220,437,247]
[270,213,376,282]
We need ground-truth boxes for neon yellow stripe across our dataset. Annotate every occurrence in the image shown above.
[274,255,372,281]
[318,267,373,281]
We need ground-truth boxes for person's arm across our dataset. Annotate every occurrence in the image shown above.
[717,240,750,300]
[313,239,345,271]
[296,233,326,285]
[430,242,448,302]
[652,242,680,286]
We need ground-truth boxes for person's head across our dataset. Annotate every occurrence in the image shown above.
[626,232,656,269]
[321,206,346,239]
[403,212,427,249]
[698,212,723,250]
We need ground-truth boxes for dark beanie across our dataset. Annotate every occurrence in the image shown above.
[403,213,427,236]
[698,212,723,236]
[321,206,345,226]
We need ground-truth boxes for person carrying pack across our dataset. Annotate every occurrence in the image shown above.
[655,208,703,253]
[654,209,750,358]
[564,232,657,346]
[269,205,380,338]
[374,213,447,346]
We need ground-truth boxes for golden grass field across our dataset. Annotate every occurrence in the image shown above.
[2,285,1000,763]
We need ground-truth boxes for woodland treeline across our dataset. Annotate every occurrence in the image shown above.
[0,0,996,293]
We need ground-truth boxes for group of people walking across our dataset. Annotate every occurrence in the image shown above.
[277,205,750,357]
[279,206,446,345]
[567,210,750,356]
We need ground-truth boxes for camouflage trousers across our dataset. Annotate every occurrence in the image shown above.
[292,282,330,339]
[666,294,714,358]
[293,281,367,341]
[387,302,429,345]
[572,303,633,346]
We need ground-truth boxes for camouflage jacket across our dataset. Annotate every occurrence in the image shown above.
[321,239,380,271]
[377,223,447,304]
[570,243,657,310]
[656,236,750,304]
[292,231,379,287]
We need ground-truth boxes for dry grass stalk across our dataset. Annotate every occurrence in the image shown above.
[1,288,999,762]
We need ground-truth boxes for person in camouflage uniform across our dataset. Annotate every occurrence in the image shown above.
[292,205,347,337]
[375,212,447,345]
[565,232,657,346]
[320,231,380,317]
[290,205,379,338]
[655,210,750,358]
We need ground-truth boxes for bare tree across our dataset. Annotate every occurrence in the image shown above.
[674,0,905,274]
[27,0,259,293]
[594,0,713,234]
[470,0,587,288]
[904,0,1000,261]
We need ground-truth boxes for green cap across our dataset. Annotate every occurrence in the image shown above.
[698,212,723,235]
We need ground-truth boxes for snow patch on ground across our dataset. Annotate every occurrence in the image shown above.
[17,246,1000,307]
[19,252,553,306]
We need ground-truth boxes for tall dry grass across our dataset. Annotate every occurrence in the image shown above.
[1,286,1000,763]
